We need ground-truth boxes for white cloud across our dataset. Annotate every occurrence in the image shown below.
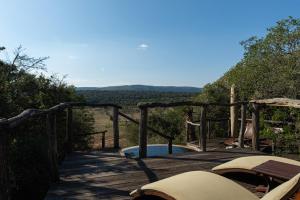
[137,43,149,50]
[68,55,78,60]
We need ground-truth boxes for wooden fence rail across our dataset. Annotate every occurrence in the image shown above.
[137,101,250,158]
[0,102,121,200]
[1,99,278,199]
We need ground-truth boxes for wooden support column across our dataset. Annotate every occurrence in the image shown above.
[207,120,211,139]
[113,107,119,149]
[227,119,231,137]
[186,108,196,142]
[0,122,9,200]
[238,103,247,148]
[199,106,207,152]
[139,107,148,158]
[230,85,238,137]
[168,138,173,154]
[66,107,73,153]
[252,103,260,151]
[47,113,59,182]
[101,132,106,149]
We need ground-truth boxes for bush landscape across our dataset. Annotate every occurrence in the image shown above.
[1,16,300,199]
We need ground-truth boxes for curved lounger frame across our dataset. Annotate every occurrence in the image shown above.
[212,156,300,177]
[131,171,300,200]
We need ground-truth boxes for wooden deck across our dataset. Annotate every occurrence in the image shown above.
[45,149,261,200]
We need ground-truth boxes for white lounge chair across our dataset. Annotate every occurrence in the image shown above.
[130,171,300,200]
[212,155,300,181]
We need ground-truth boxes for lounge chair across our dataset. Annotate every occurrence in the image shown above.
[212,156,300,181]
[130,171,300,200]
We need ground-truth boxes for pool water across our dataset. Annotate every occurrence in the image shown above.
[122,144,194,158]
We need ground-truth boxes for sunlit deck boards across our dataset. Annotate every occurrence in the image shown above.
[45,149,261,200]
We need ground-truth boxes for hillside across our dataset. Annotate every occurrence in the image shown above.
[77,90,197,106]
[76,85,202,93]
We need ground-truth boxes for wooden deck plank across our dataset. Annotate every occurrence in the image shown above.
[45,149,262,200]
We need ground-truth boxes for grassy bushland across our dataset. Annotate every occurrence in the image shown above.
[0,49,94,200]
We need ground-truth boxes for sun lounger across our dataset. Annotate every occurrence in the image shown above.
[212,156,300,181]
[130,171,300,200]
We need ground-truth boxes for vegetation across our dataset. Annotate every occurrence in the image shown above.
[0,47,94,200]
[125,17,300,148]
[197,17,300,150]
[76,85,201,93]
[199,17,300,102]
[77,90,197,106]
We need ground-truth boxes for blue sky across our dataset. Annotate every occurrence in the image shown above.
[1,0,299,87]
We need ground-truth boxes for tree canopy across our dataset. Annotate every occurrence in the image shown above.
[199,17,300,102]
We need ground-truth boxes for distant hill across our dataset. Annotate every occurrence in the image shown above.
[76,85,202,93]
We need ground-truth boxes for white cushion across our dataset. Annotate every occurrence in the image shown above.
[131,171,259,200]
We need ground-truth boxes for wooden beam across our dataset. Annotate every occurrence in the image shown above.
[230,85,238,137]
[238,103,247,148]
[66,107,73,153]
[137,101,248,109]
[168,138,173,154]
[139,107,148,158]
[0,121,9,200]
[207,120,211,139]
[252,103,260,151]
[102,132,106,149]
[250,98,300,108]
[199,106,207,152]
[46,113,59,182]
[186,108,196,142]
[119,111,172,140]
[113,107,119,149]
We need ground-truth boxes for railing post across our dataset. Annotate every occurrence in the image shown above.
[0,121,10,200]
[230,85,238,137]
[102,132,106,149]
[66,107,73,153]
[252,103,260,151]
[199,106,207,152]
[186,108,196,142]
[168,138,173,154]
[139,107,148,158]
[113,106,119,149]
[207,120,211,139]
[238,103,247,148]
[47,113,59,182]
[227,119,231,137]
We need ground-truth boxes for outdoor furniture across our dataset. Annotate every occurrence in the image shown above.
[212,156,300,182]
[130,171,300,200]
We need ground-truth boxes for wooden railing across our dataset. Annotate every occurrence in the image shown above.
[136,101,250,158]
[0,100,268,199]
[0,102,121,200]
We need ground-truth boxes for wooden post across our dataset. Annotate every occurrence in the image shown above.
[230,85,238,137]
[47,113,59,182]
[186,108,196,142]
[238,103,247,148]
[199,106,207,152]
[139,107,148,158]
[0,122,9,200]
[252,103,260,151]
[207,120,211,139]
[66,107,73,153]
[227,119,231,137]
[101,132,105,149]
[113,107,119,149]
[168,138,173,154]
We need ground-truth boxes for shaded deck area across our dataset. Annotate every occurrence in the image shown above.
[45,149,261,200]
